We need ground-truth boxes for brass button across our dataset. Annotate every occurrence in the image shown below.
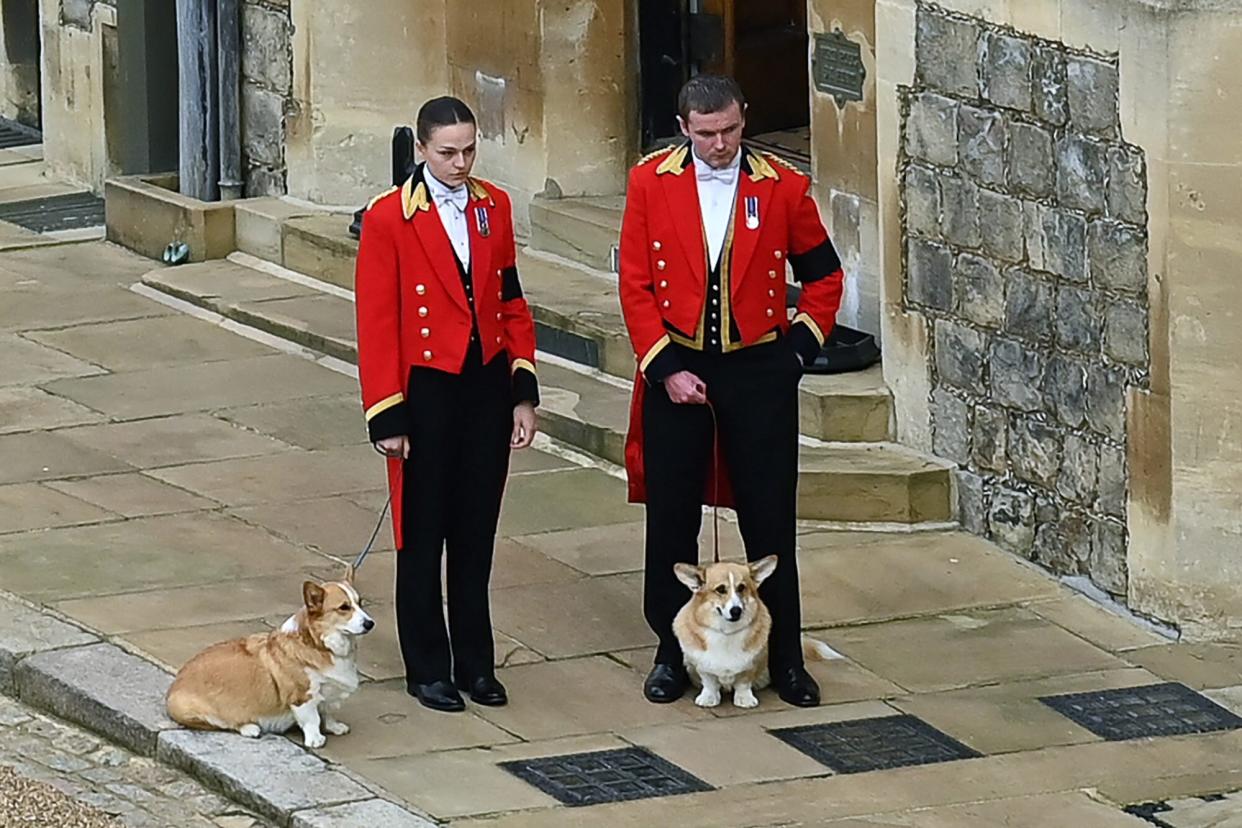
[657,260,666,271]
[423,350,433,360]
[495,335,502,344]
[766,308,775,318]
[653,241,662,251]
[662,299,670,308]
[495,312,502,321]
[768,289,776,298]
[420,327,430,338]
[497,268,502,276]
[659,280,668,289]
[769,270,777,279]
[418,307,429,318]
[415,284,426,295]
[774,251,783,260]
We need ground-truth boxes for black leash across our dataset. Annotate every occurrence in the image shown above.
[352,494,391,572]
[706,400,721,565]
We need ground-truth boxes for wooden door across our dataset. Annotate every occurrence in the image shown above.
[701,0,810,135]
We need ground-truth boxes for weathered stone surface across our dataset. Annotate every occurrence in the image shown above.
[1056,134,1108,214]
[1086,364,1126,441]
[1058,433,1100,505]
[246,165,287,198]
[906,93,959,167]
[958,106,1006,185]
[956,470,986,534]
[158,730,370,823]
[1032,46,1068,126]
[983,33,1031,111]
[241,2,293,95]
[1063,512,1096,570]
[242,83,285,168]
[935,321,987,394]
[1009,416,1062,487]
[1104,299,1149,366]
[958,253,1004,327]
[1039,208,1088,282]
[1046,355,1089,429]
[1089,220,1147,295]
[979,190,1024,262]
[916,9,980,98]
[1004,269,1053,342]
[990,338,1044,412]
[1097,443,1127,517]
[907,238,954,311]
[1055,286,1101,353]
[1107,144,1147,225]
[291,799,436,828]
[1032,519,1071,573]
[62,0,93,29]
[1089,519,1127,595]
[931,388,971,465]
[972,404,1007,473]
[940,176,981,248]
[1066,56,1119,136]
[0,596,97,694]
[988,485,1036,556]
[904,164,941,237]
[1008,121,1054,197]
[16,643,175,757]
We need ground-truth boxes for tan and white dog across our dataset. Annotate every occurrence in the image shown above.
[673,556,839,708]
[166,573,373,748]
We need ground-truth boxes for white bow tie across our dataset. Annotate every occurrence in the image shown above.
[697,165,736,185]
[435,188,468,213]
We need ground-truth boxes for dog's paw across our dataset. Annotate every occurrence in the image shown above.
[303,732,326,749]
[239,724,261,738]
[324,720,350,736]
[733,689,759,709]
[694,689,721,707]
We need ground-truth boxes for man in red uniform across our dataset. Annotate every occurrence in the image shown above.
[620,75,844,707]
[355,97,539,713]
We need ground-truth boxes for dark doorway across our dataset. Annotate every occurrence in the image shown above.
[116,0,179,174]
[2,0,41,129]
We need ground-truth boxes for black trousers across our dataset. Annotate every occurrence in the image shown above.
[642,339,804,671]
[395,352,512,685]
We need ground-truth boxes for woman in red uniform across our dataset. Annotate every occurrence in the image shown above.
[355,97,539,712]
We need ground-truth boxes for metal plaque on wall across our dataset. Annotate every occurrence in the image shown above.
[812,30,866,106]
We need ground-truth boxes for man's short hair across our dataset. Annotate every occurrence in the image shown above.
[677,75,746,122]
[416,96,476,144]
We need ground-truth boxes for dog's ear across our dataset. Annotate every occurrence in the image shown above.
[303,581,326,611]
[750,555,779,585]
[673,563,705,592]
[343,564,356,585]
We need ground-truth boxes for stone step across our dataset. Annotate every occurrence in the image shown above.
[528,195,624,272]
[140,260,952,524]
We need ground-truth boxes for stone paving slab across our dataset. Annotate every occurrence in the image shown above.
[58,413,296,470]
[45,472,219,518]
[1124,642,1242,691]
[490,572,653,659]
[157,730,373,825]
[497,467,641,536]
[230,495,396,557]
[0,286,171,332]
[0,594,97,693]
[214,395,370,450]
[0,331,106,386]
[290,798,435,828]
[15,642,176,756]
[142,260,315,306]
[0,386,106,434]
[0,482,119,534]
[1027,594,1173,653]
[26,315,274,372]
[0,430,134,484]
[123,618,288,672]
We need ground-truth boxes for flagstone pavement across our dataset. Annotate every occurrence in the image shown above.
[6,237,1242,826]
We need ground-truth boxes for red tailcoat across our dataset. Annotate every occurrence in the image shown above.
[619,144,845,504]
[355,169,537,547]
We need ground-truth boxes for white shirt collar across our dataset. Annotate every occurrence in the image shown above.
[691,148,742,180]
[422,164,468,208]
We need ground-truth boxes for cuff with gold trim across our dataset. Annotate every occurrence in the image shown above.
[511,359,540,407]
[365,392,409,443]
[639,334,682,384]
[788,314,827,366]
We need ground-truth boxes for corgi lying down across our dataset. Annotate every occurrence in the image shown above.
[673,556,840,708]
[166,574,373,748]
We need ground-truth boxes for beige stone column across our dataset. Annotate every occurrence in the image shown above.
[38,0,112,189]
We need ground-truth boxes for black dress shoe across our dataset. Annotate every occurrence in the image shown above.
[772,665,821,708]
[407,679,465,712]
[456,675,508,707]
[643,663,688,704]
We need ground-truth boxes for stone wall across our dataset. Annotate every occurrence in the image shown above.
[899,3,1150,597]
[241,0,293,196]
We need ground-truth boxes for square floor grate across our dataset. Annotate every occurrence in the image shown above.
[499,747,712,807]
[770,714,982,774]
[1039,682,1242,741]
[0,191,105,233]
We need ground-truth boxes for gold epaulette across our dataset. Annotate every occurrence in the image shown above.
[466,177,493,204]
[365,186,398,211]
[763,151,804,175]
[637,145,676,167]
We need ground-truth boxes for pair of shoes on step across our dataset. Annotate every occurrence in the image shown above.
[407,675,507,712]
[643,663,821,708]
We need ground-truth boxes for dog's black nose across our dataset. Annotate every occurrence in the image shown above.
[363,618,375,631]
[728,606,743,621]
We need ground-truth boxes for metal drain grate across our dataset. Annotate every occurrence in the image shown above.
[770,714,982,774]
[1039,682,1242,741]
[0,117,40,149]
[499,747,712,806]
[0,191,105,233]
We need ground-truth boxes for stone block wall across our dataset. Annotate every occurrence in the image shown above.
[241,0,292,196]
[899,3,1150,597]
